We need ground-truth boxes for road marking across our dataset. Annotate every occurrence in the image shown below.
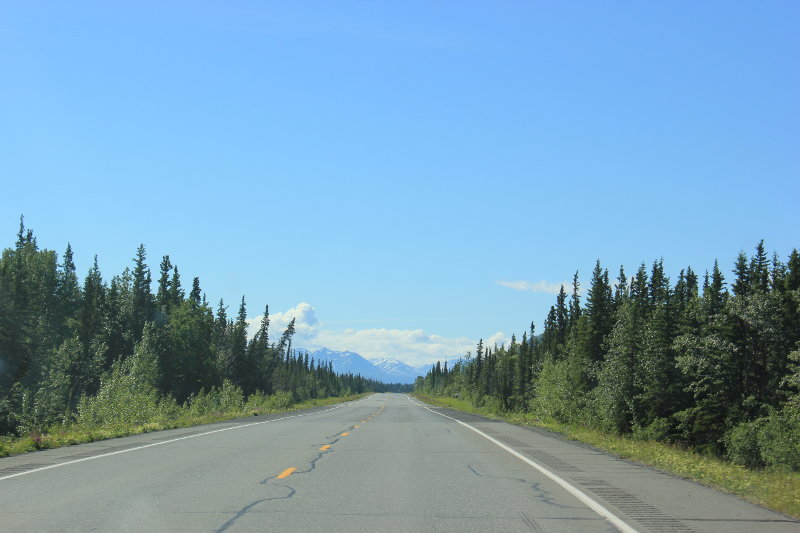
[276,467,296,479]
[361,420,366,423]
[340,432,350,436]
[406,396,639,533]
[320,445,331,450]
[353,425,360,428]
[0,395,375,482]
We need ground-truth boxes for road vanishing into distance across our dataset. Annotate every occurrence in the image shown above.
[1,393,798,533]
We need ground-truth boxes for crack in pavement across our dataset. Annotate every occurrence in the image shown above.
[260,451,327,485]
[293,451,327,475]
[467,464,582,510]
[520,511,545,532]
[212,484,296,533]
[213,439,338,531]
[212,406,377,532]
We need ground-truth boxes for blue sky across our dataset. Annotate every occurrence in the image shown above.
[2,1,798,366]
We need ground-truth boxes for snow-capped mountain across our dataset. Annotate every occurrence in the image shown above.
[369,357,426,384]
[304,348,387,381]
[299,348,464,384]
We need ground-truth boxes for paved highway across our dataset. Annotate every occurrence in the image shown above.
[0,393,797,532]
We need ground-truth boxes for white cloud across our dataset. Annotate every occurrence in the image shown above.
[496,279,570,294]
[485,331,511,348]
[246,302,502,368]
[313,328,475,368]
[246,302,319,345]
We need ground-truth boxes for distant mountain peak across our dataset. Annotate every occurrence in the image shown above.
[369,358,426,381]
[298,347,460,384]
[300,347,420,384]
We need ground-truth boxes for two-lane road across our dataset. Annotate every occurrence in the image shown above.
[1,393,797,532]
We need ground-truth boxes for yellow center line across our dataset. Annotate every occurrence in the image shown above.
[276,467,296,479]
[354,425,360,428]
[361,420,366,423]
[320,445,331,451]
[341,432,349,436]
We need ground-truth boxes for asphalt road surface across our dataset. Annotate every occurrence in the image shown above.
[1,393,798,532]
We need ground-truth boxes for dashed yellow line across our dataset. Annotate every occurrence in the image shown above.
[341,432,349,436]
[276,467,296,479]
[354,425,360,428]
[320,445,331,451]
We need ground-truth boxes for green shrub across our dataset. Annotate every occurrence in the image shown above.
[480,395,504,415]
[758,413,800,470]
[725,409,800,471]
[243,391,268,413]
[265,391,294,411]
[633,417,674,442]
[186,380,245,417]
[243,390,293,413]
[76,352,174,428]
[217,380,245,413]
[530,357,587,424]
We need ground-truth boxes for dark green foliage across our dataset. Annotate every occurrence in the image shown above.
[169,266,183,308]
[724,409,800,470]
[585,260,613,364]
[733,251,750,297]
[594,300,640,432]
[555,285,568,345]
[156,255,173,315]
[131,244,152,344]
[416,241,800,471]
[0,222,386,437]
[189,277,202,306]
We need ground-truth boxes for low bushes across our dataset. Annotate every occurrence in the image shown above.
[725,407,800,470]
[1,369,361,458]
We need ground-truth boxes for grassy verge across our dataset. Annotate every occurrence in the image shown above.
[0,393,368,459]
[413,393,800,518]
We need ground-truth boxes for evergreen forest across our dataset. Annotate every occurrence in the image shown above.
[416,242,800,471]
[0,219,387,440]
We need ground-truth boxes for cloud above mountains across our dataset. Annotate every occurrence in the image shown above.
[246,302,317,343]
[246,302,510,367]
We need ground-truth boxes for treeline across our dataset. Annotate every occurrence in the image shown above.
[417,242,800,470]
[0,219,385,436]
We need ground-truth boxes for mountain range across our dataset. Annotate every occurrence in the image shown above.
[300,347,461,384]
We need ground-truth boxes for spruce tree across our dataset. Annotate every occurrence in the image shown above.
[706,260,726,317]
[230,296,249,389]
[585,260,613,363]
[131,244,152,343]
[56,243,80,339]
[596,300,639,432]
[750,240,770,293]
[733,251,750,297]
[630,263,649,314]
[474,339,484,394]
[614,266,628,307]
[169,266,183,307]
[555,285,568,344]
[156,255,172,312]
[786,249,800,291]
[189,277,202,305]
[569,272,581,330]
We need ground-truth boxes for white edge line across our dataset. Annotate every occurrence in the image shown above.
[407,395,639,533]
[0,394,374,482]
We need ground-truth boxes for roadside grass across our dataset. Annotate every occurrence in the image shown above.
[413,393,800,518]
[0,393,368,459]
